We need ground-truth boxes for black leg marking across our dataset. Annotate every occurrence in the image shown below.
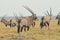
[27,26,29,31]
[21,26,23,32]
[18,25,20,33]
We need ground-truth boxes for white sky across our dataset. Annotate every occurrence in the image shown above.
[0,0,60,17]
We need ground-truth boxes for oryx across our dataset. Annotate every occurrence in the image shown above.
[14,13,22,33]
[20,6,37,32]
[1,16,16,27]
[40,8,52,29]
[56,12,60,25]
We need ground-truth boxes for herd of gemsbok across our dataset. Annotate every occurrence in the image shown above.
[0,6,60,33]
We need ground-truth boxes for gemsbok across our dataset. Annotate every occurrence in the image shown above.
[56,12,60,25]
[19,6,37,32]
[1,16,16,27]
[40,8,52,29]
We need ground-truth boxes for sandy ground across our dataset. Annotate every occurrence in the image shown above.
[0,19,60,40]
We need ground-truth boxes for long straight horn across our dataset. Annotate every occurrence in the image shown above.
[57,12,60,15]
[1,14,7,22]
[23,6,34,15]
[13,12,18,18]
[19,12,23,18]
[46,10,50,16]
[2,14,7,19]
[50,8,52,16]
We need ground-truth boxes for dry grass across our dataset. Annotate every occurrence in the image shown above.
[0,19,60,40]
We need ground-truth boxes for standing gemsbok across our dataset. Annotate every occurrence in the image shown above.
[40,8,52,29]
[20,6,37,32]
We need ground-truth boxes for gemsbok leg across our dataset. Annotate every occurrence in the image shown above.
[21,25,26,32]
[18,24,20,33]
[27,26,29,31]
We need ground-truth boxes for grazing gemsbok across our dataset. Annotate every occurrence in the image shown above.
[56,12,60,25]
[1,17,16,27]
[40,8,52,29]
[20,6,37,32]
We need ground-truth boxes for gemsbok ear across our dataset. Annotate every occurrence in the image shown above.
[22,5,34,15]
